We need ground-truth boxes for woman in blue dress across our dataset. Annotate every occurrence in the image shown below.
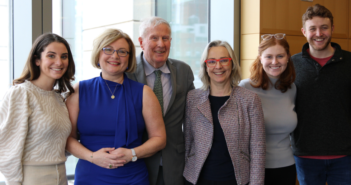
[66,29,166,185]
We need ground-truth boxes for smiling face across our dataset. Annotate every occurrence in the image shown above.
[35,42,69,83]
[302,16,334,53]
[260,44,289,79]
[206,46,232,87]
[139,23,171,68]
[99,38,130,79]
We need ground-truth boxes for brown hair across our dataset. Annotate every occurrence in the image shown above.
[91,29,136,73]
[13,33,75,94]
[249,37,295,93]
[302,4,334,28]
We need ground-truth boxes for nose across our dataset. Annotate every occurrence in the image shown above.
[215,61,223,68]
[55,57,63,65]
[111,50,119,58]
[157,38,165,47]
[316,28,322,36]
[272,58,278,64]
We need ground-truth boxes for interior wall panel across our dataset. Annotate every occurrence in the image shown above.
[241,34,260,60]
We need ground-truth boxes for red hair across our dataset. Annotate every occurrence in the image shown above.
[249,37,295,93]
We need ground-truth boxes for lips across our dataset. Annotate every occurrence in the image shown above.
[155,50,165,54]
[270,66,281,69]
[214,71,225,75]
[107,61,120,66]
[51,68,64,71]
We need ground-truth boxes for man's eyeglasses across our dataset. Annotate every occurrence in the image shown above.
[205,58,232,67]
[102,47,129,57]
[261,33,286,41]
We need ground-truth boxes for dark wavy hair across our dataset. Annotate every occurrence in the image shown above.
[13,33,75,94]
[249,37,295,93]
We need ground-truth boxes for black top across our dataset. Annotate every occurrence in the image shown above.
[199,95,237,182]
[291,42,351,156]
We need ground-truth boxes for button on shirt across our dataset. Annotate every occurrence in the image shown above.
[142,55,172,116]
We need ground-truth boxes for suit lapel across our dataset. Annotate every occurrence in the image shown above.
[165,59,176,116]
[135,53,147,84]
[196,90,213,124]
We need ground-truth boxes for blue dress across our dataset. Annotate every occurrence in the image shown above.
[74,74,149,185]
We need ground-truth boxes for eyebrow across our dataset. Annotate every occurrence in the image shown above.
[47,51,68,55]
[207,57,230,59]
[105,46,128,50]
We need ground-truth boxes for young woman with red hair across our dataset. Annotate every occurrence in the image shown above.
[239,33,297,185]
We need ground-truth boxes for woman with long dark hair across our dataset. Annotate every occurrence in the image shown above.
[0,33,75,185]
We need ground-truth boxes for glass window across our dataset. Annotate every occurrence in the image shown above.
[53,0,83,179]
[0,0,10,181]
[157,0,209,88]
[0,0,10,103]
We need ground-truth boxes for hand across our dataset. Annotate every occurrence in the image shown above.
[91,147,126,169]
[110,147,133,164]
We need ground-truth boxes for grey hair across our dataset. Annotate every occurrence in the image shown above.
[139,16,172,38]
[199,40,241,90]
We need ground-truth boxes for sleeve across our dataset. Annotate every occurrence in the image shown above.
[0,86,31,185]
[248,94,266,185]
[184,92,193,162]
[186,65,195,93]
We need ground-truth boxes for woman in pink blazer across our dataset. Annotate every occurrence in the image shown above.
[183,40,265,185]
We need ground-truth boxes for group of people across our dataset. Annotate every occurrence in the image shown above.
[0,3,350,185]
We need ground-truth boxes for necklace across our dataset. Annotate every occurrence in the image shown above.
[104,80,118,99]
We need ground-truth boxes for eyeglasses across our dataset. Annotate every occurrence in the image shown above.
[205,58,232,67]
[261,33,286,40]
[102,47,130,57]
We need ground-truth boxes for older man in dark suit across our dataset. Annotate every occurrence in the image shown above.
[126,16,195,185]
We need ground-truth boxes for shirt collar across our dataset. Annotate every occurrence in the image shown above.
[142,54,170,76]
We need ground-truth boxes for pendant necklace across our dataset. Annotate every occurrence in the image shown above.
[104,79,118,99]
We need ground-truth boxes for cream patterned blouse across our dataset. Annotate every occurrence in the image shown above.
[0,81,72,185]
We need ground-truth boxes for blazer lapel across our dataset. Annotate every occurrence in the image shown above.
[135,53,147,84]
[165,59,177,115]
[196,90,213,124]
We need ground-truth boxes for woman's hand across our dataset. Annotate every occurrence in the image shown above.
[110,147,133,164]
[92,147,126,169]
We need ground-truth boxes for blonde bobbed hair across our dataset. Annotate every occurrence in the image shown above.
[91,29,136,73]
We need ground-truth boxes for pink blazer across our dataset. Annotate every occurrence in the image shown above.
[183,86,265,185]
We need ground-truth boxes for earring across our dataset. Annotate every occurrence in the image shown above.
[98,63,100,67]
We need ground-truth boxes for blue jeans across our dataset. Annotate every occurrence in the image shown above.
[294,156,351,185]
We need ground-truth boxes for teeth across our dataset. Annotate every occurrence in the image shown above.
[214,72,224,75]
[52,68,62,71]
[108,62,119,65]
[315,39,323,41]
[155,51,164,53]
[271,67,279,69]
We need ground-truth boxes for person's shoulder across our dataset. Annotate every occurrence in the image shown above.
[234,85,259,100]
[7,82,29,95]
[341,49,351,57]
[1,82,33,103]
[291,52,303,60]
[126,76,144,88]
[168,58,191,69]
[80,76,99,83]
[78,76,100,86]
[238,78,252,88]
[187,88,207,100]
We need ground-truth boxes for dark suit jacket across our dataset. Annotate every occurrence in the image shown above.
[126,52,195,185]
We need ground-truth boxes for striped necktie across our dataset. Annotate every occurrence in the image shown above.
[153,70,164,115]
